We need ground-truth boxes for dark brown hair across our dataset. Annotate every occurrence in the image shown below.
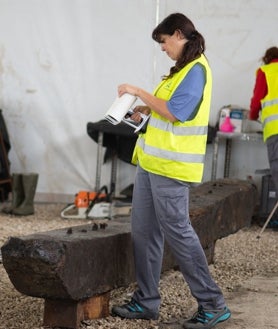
[152,13,205,79]
[262,47,278,64]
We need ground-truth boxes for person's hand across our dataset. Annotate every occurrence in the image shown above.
[133,105,150,116]
[118,84,139,97]
[126,106,150,123]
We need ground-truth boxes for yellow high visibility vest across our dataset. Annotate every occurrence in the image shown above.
[132,54,212,183]
[260,63,278,142]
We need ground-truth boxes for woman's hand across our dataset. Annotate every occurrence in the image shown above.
[118,84,150,122]
[118,84,140,97]
[118,83,176,122]
[133,105,150,115]
[129,106,151,123]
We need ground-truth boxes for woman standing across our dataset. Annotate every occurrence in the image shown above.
[112,13,231,329]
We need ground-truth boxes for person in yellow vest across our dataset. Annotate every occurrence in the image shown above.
[249,47,278,228]
[112,13,231,329]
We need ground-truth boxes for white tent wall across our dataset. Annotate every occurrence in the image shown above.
[0,0,276,203]
[0,0,156,202]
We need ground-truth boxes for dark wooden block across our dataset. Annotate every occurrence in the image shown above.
[43,292,110,329]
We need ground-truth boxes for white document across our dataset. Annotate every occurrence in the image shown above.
[122,109,150,133]
[105,94,150,133]
[105,94,137,125]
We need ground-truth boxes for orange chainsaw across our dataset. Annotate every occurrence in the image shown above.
[61,186,112,219]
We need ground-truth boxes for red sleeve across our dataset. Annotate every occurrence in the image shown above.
[249,68,268,120]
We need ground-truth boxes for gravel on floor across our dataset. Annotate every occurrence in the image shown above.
[0,203,277,329]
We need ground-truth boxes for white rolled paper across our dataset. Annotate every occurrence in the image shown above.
[105,94,137,125]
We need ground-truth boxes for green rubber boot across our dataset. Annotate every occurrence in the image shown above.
[2,173,24,214]
[13,173,39,216]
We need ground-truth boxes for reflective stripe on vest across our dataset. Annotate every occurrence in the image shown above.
[132,54,212,183]
[149,116,208,135]
[136,137,205,163]
[262,114,278,129]
[261,98,278,109]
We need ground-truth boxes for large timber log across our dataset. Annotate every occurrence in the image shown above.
[1,178,257,329]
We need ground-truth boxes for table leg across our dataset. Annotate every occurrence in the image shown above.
[211,136,219,180]
[95,132,103,191]
[224,139,232,178]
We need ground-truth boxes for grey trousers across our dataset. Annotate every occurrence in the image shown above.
[266,134,278,193]
[132,165,226,312]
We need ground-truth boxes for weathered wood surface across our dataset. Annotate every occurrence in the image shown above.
[2,178,257,301]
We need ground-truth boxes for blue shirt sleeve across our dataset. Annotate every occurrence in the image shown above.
[166,63,206,122]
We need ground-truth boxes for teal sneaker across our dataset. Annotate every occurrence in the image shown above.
[183,306,231,329]
[111,298,159,320]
